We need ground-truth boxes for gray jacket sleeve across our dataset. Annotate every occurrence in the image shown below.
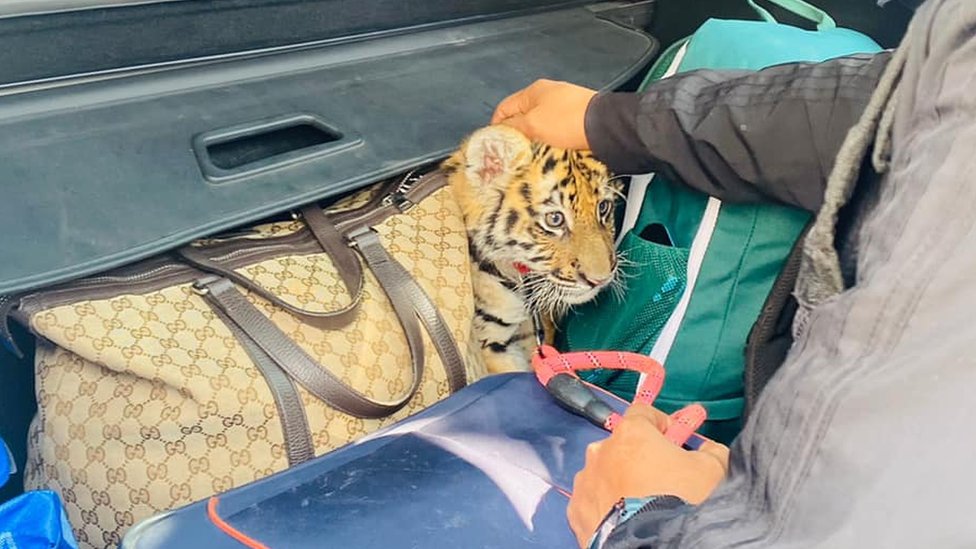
[600,1,976,546]
[585,52,892,213]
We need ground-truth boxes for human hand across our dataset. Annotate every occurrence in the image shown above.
[490,79,597,150]
[566,403,730,548]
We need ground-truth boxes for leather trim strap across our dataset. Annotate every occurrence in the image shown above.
[350,229,467,393]
[300,205,365,312]
[213,306,314,466]
[197,276,424,419]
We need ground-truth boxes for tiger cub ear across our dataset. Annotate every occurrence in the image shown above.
[462,125,533,188]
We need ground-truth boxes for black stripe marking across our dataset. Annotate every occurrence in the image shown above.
[486,330,531,353]
[520,182,531,201]
[535,222,558,235]
[486,200,502,230]
[551,271,576,284]
[476,308,515,327]
[505,210,519,231]
[477,259,503,278]
[498,277,518,292]
[468,241,480,260]
[475,259,519,290]
[487,342,508,353]
[542,156,558,174]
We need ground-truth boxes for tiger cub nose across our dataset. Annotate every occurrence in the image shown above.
[582,273,611,288]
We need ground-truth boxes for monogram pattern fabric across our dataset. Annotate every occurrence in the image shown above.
[23,185,486,548]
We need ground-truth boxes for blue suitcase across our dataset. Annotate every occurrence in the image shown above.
[122,373,624,548]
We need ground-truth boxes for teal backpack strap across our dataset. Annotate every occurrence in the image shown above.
[747,0,837,31]
[563,0,881,444]
[640,39,689,85]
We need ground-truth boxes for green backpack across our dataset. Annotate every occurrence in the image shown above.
[561,0,882,443]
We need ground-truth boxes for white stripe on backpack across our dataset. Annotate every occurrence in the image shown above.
[615,43,725,383]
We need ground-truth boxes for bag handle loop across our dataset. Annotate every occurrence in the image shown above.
[194,275,422,418]
[177,206,365,330]
[191,170,468,419]
[193,228,468,419]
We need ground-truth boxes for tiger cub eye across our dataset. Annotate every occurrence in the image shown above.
[544,211,565,229]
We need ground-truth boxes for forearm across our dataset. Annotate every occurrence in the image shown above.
[585,52,892,213]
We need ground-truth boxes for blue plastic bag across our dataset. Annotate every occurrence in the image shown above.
[0,438,12,490]
[0,491,79,549]
[0,436,78,549]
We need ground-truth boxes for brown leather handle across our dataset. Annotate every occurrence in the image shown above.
[211,304,315,465]
[196,229,467,420]
[196,270,425,419]
[300,205,366,311]
[350,229,468,394]
[177,208,365,330]
[190,171,466,419]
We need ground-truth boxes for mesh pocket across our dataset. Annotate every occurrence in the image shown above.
[561,229,689,397]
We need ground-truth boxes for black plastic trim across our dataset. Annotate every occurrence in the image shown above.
[0,6,658,295]
[0,0,600,86]
[193,114,362,183]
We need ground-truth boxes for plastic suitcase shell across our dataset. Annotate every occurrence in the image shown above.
[123,373,624,548]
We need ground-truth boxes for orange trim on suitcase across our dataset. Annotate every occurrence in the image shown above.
[207,496,270,549]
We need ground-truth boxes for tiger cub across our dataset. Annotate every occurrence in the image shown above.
[443,125,621,374]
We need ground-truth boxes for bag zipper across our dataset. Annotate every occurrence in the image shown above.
[331,166,445,231]
[380,168,424,212]
[8,166,449,327]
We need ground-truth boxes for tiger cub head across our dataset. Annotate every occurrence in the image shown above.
[445,125,620,313]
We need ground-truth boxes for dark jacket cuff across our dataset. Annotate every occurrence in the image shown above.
[588,495,689,548]
[602,496,692,549]
[584,92,654,175]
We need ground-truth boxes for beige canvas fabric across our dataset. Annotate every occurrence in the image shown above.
[19,176,486,548]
